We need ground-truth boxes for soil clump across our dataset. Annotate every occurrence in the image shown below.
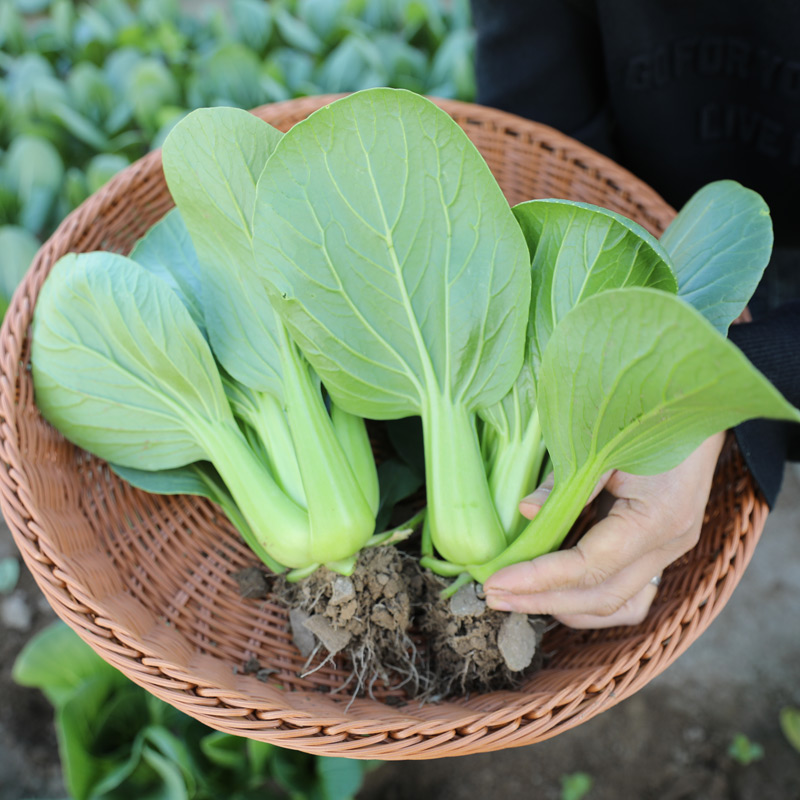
[277,545,430,698]
[418,578,545,695]
[270,545,545,700]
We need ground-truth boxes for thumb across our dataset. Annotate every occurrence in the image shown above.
[519,470,616,520]
[518,472,555,520]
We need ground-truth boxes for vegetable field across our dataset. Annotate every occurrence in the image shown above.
[0,0,475,316]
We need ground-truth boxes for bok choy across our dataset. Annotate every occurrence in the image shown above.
[246,88,800,584]
[251,88,531,572]
[31,253,312,570]
[31,107,384,578]
[31,87,800,594]
[159,106,380,577]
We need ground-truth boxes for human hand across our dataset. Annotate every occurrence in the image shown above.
[483,432,727,628]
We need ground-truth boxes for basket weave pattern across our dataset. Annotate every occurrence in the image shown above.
[0,97,768,759]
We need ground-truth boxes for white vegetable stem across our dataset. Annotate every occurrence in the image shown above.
[422,393,507,567]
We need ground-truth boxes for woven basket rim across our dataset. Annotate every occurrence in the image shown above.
[0,94,767,760]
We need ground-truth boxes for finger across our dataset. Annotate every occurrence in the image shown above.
[483,511,645,595]
[553,580,659,629]
[485,499,695,597]
[518,472,554,519]
[518,470,614,520]
[485,560,664,618]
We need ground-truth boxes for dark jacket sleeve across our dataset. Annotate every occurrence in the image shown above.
[728,303,800,507]
[471,0,800,507]
[469,0,617,157]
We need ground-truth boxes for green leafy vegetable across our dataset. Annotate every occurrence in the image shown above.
[161,107,284,394]
[31,252,323,570]
[728,733,765,766]
[252,88,531,568]
[560,771,594,800]
[477,370,546,539]
[0,224,38,318]
[12,620,124,709]
[4,134,63,233]
[51,105,111,152]
[0,556,20,595]
[127,57,181,134]
[515,199,678,373]
[661,179,773,333]
[129,207,206,336]
[14,621,375,799]
[232,0,274,53]
[779,706,800,754]
[0,0,476,311]
[427,27,476,99]
[538,292,793,479]
[274,6,324,54]
[85,152,129,193]
[470,287,800,582]
[316,33,387,94]
[186,43,270,110]
[66,61,115,123]
[33,253,232,471]
[162,106,379,575]
[480,199,678,534]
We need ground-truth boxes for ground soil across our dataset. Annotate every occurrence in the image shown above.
[2,469,800,800]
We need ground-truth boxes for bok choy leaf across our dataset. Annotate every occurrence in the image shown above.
[161,106,379,574]
[514,199,679,374]
[661,180,773,333]
[127,206,307,510]
[251,88,531,568]
[480,199,679,536]
[469,287,800,582]
[129,207,207,337]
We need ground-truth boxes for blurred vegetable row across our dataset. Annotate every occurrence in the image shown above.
[0,0,475,316]
[14,621,378,800]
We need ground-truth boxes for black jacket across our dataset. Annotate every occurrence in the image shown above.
[471,0,800,505]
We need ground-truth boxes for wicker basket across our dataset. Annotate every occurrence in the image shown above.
[0,96,768,760]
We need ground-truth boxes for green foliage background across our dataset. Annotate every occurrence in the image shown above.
[14,621,380,800]
[0,0,475,313]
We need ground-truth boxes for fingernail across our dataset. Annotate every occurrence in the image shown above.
[486,598,512,612]
[521,488,550,506]
[483,584,511,594]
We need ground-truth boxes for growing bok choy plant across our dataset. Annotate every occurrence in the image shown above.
[247,88,800,588]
